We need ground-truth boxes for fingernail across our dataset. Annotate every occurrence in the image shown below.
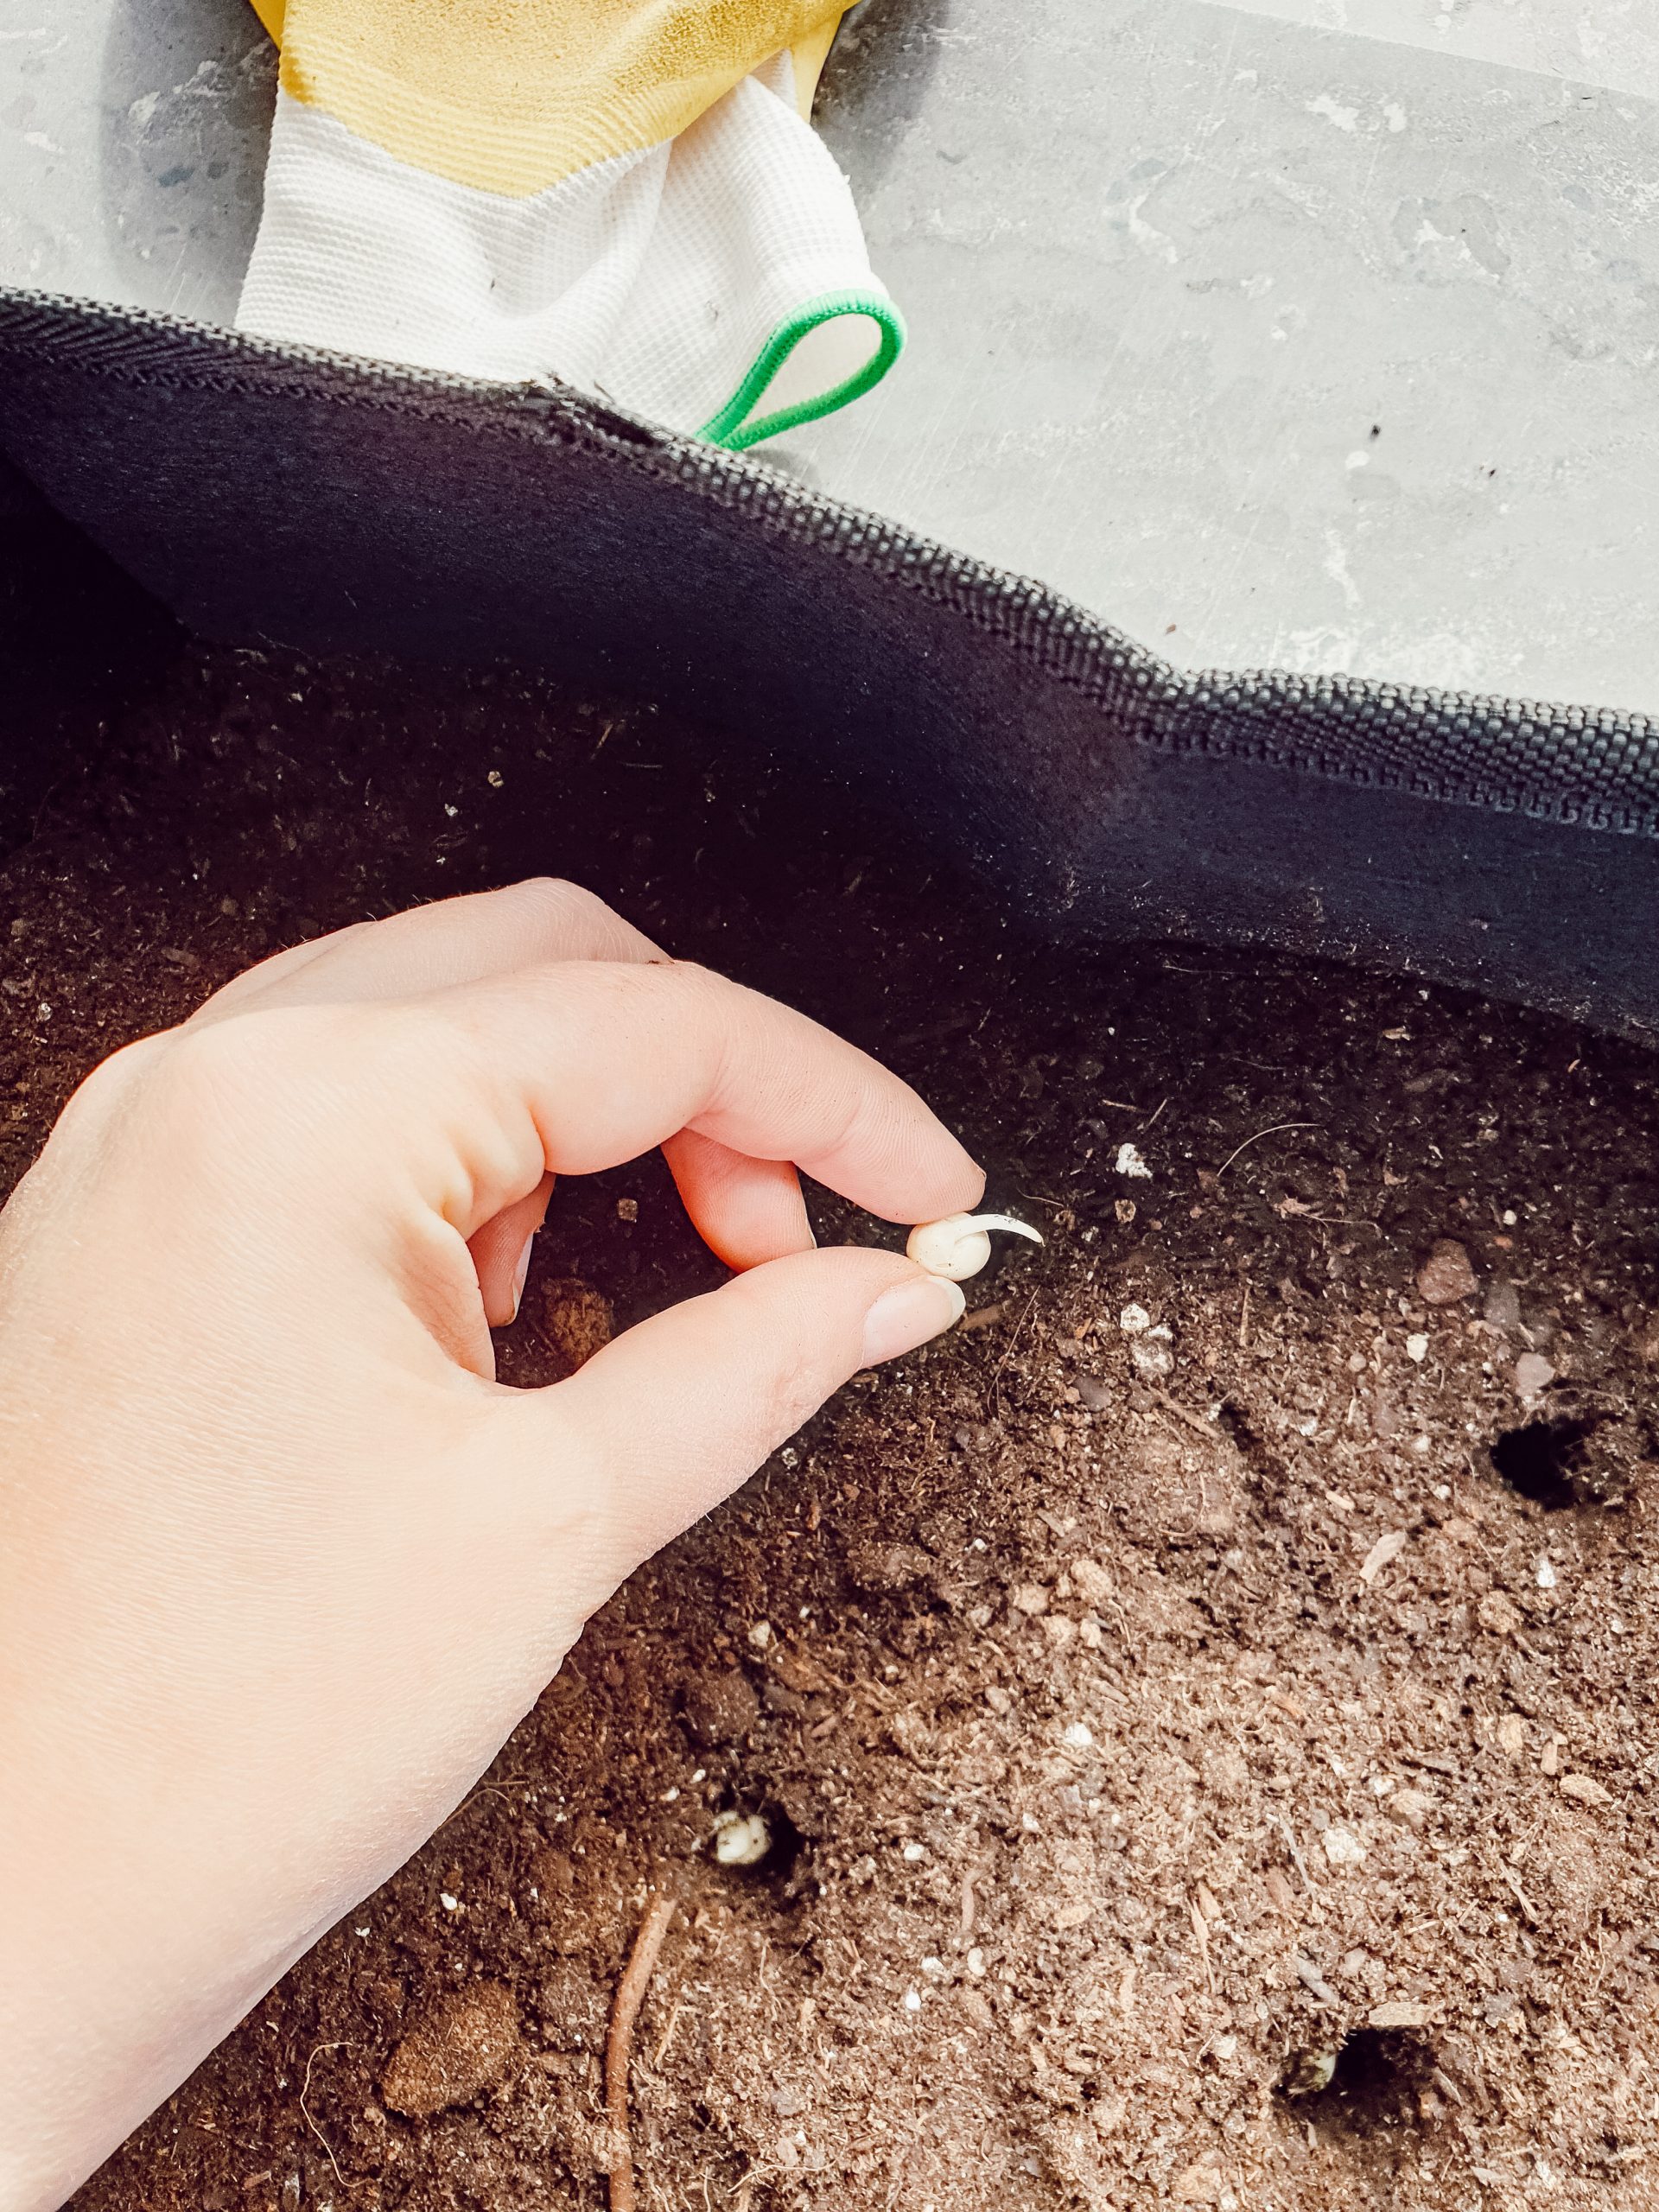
[861,1274,966,1368]
[509,1234,534,1324]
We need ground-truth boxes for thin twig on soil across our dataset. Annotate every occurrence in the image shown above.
[1143,1384,1221,1441]
[1275,1815,1317,1895]
[988,1287,1041,1420]
[1190,1897,1216,1993]
[606,1888,678,2212]
[436,1777,525,1830]
[299,2041,353,2189]
[1501,1865,1541,1925]
[1215,1121,1320,1179]
[650,1998,683,2071]
[958,1300,1007,1334]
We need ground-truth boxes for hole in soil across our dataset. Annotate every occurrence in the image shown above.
[1279,2029,1437,2148]
[1216,1401,1258,1451]
[1491,1417,1595,1510]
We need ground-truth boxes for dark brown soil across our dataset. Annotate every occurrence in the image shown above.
[4,639,1657,2212]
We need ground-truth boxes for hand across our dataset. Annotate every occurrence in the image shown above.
[0,881,982,2212]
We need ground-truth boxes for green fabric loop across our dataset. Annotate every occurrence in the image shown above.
[699,289,905,450]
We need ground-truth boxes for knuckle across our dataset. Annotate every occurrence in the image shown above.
[49,1031,168,1141]
[508,876,627,946]
[141,1007,366,1162]
[149,1018,293,1135]
[512,874,593,916]
[652,957,737,1022]
[659,956,718,989]
[73,1028,165,1102]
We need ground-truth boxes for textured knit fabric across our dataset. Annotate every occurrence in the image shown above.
[236,1,902,448]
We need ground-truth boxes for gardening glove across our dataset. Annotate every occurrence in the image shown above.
[236,0,903,450]
[0,879,979,2212]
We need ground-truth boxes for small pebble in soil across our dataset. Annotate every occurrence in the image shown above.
[1515,1351,1556,1396]
[1485,1277,1522,1329]
[1130,1325,1175,1376]
[1559,1773,1612,1808]
[535,1276,613,1372]
[681,1669,760,1745]
[1417,1238,1478,1306]
[381,1982,521,2119]
[1359,1529,1409,1584]
[1119,1303,1152,1335]
[1389,1787,1433,1827]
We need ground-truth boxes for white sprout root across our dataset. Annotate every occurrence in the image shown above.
[906,1211,1046,1283]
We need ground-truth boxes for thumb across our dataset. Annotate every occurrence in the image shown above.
[497,1248,964,1577]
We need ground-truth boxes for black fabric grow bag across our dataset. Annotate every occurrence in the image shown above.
[0,289,1654,1040]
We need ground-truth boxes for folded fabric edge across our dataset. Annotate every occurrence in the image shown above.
[702,290,905,452]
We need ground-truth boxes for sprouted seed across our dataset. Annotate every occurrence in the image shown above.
[711,1811,772,1867]
[906,1211,1045,1283]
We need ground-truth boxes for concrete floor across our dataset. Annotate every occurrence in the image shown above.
[2,0,1656,715]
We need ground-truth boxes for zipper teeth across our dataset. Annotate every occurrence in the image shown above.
[2,289,1656,837]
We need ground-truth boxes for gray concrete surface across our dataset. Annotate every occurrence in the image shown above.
[0,0,273,327]
[802,0,1659,714]
[2,0,1655,715]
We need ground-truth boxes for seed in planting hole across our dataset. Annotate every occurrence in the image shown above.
[712,1810,772,1867]
[1282,2049,1338,2097]
[906,1212,1044,1282]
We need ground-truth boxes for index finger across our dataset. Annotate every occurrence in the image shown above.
[417,957,985,1230]
[193,879,661,1021]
